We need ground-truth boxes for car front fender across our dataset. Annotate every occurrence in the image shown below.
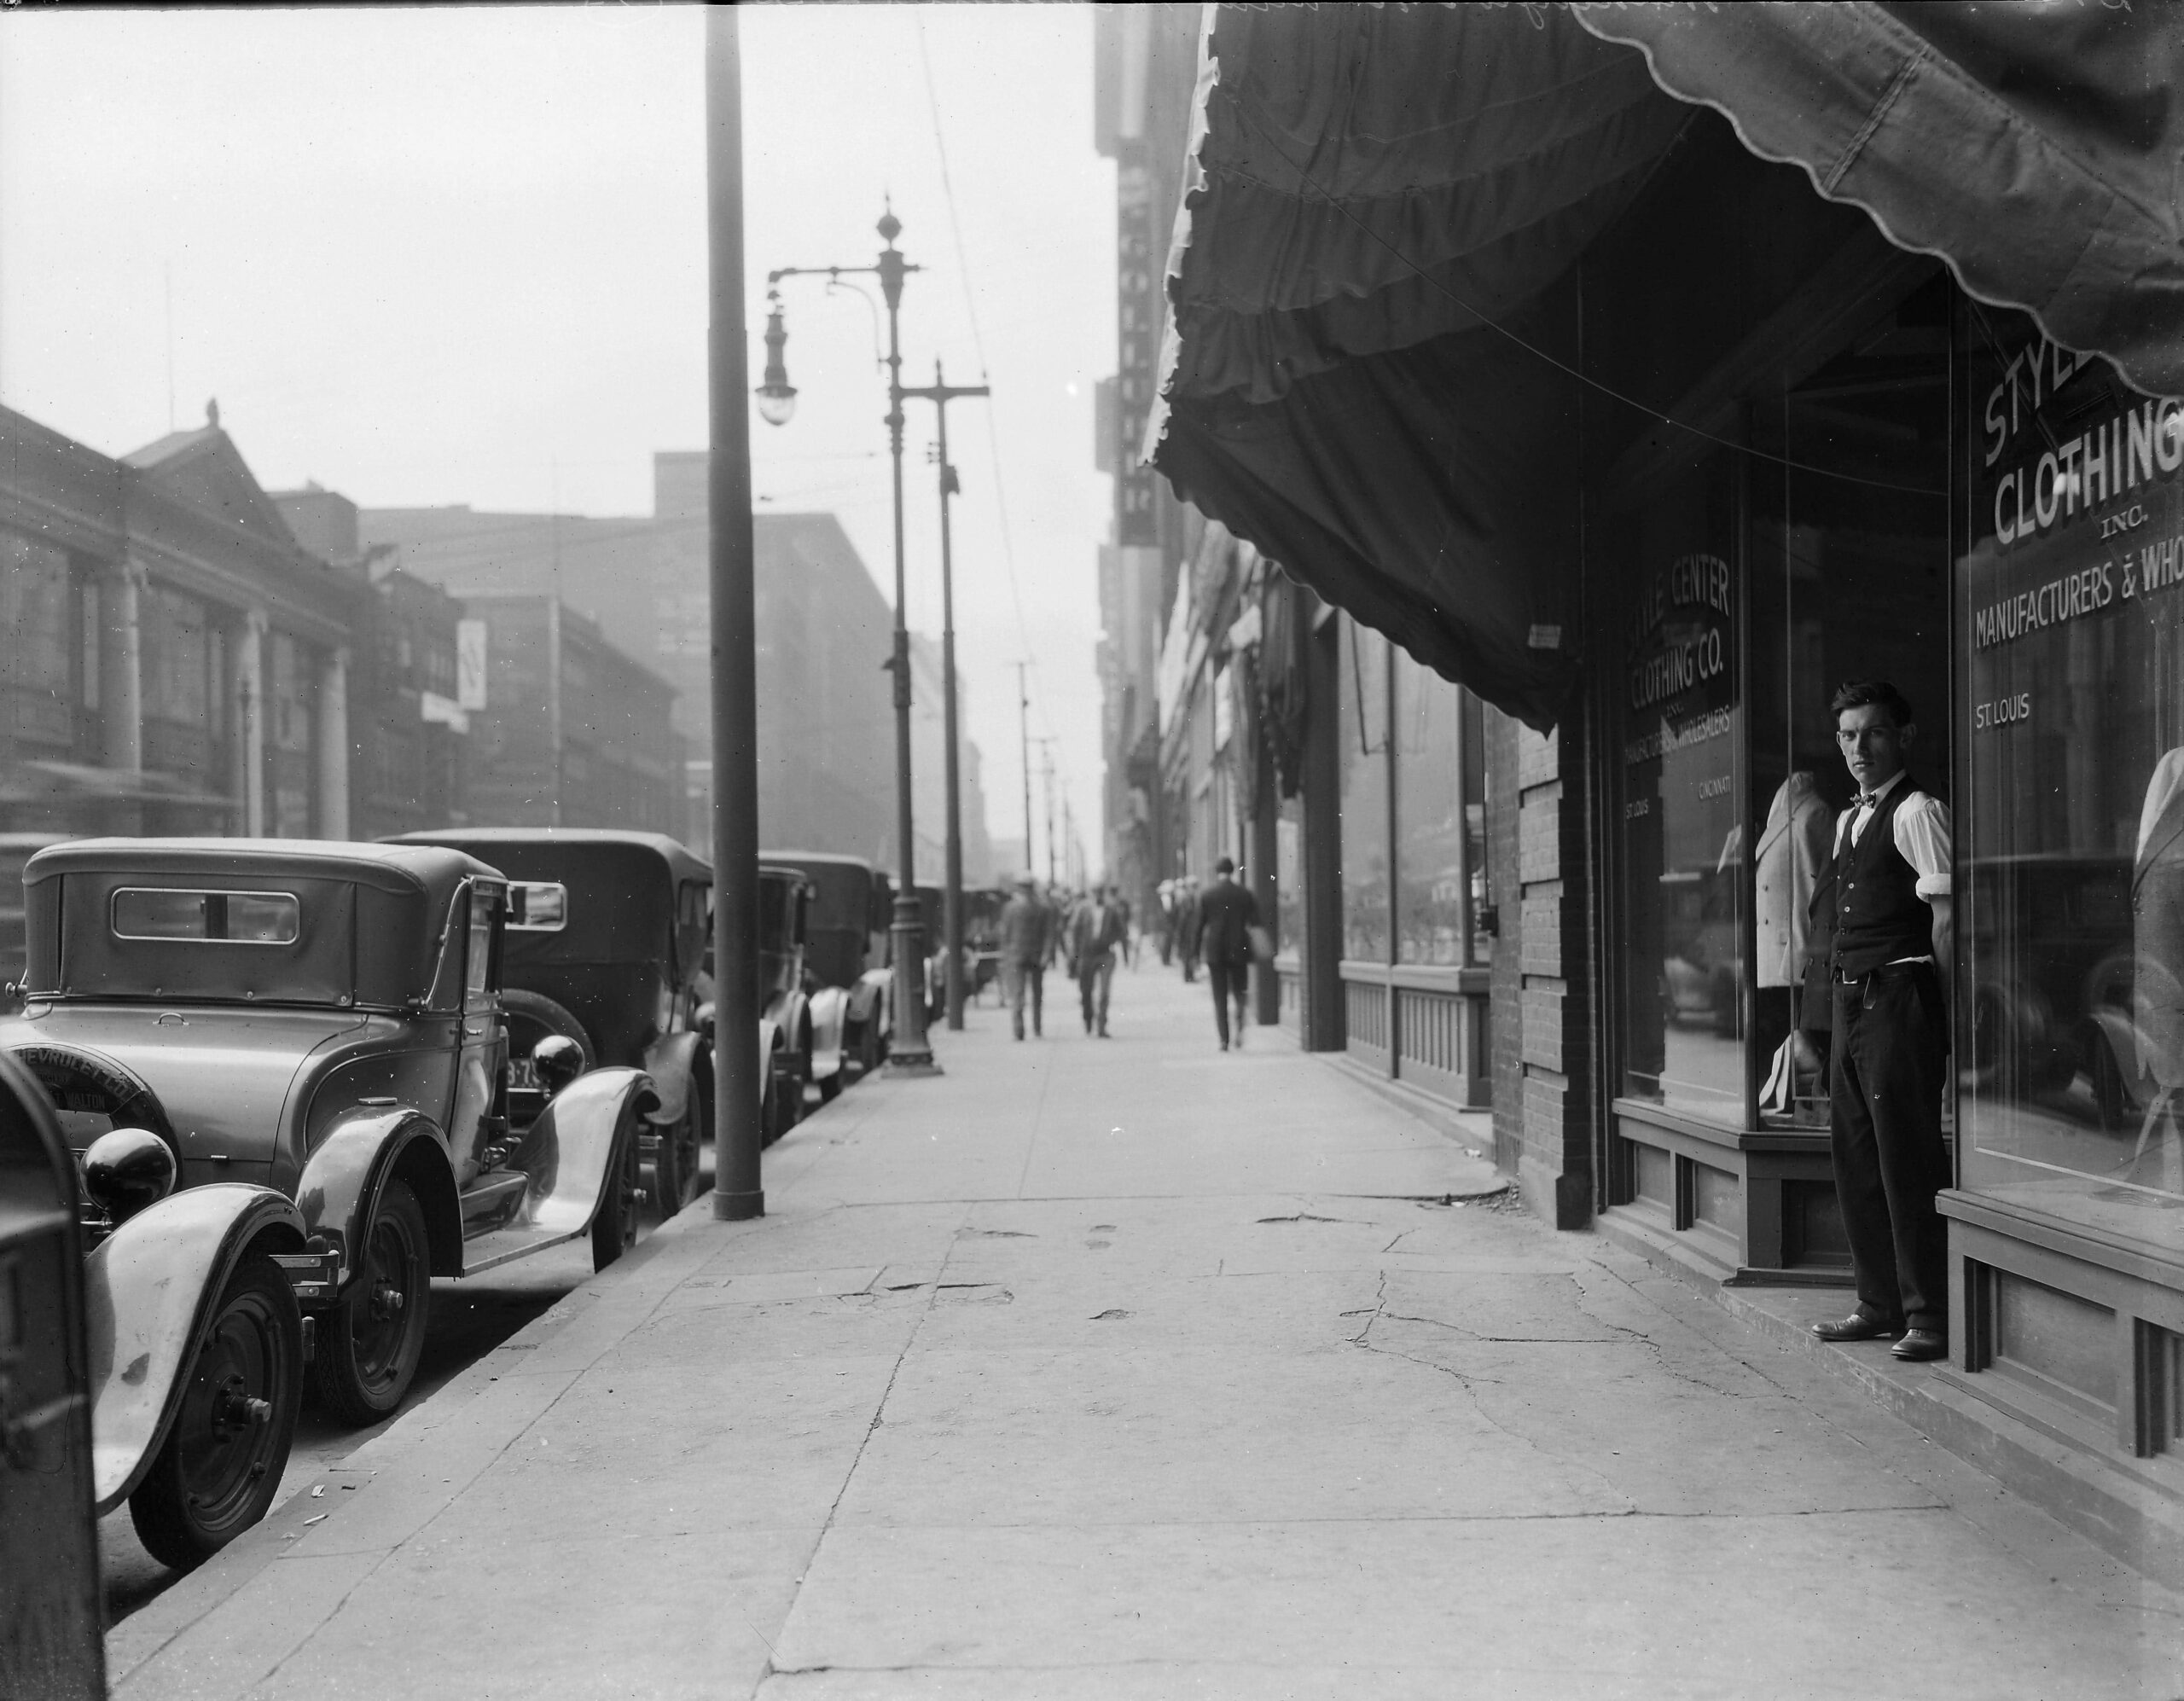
[764,989,810,1060]
[295,1109,463,1284]
[806,985,848,1077]
[85,1184,305,1514]
[849,969,892,1032]
[641,1030,705,1125]
[526,1067,655,1236]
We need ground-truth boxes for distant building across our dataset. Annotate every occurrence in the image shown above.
[451,591,680,833]
[362,458,994,879]
[270,484,469,839]
[0,402,357,841]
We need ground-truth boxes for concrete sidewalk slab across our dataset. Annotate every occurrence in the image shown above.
[110,970,2184,1699]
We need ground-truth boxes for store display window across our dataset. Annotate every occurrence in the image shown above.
[1956,302,2184,1250]
[1338,617,1389,961]
[1393,646,1484,968]
[1614,452,1746,1123]
[1745,276,1951,1123]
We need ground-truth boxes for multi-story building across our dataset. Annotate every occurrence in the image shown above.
[446,591,681,834]
[363,456,993,880]
[271,484,469,839]
[0,402,357,842]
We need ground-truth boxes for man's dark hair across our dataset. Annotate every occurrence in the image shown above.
[1829,680,1914,728]
[1214,856,1235,875]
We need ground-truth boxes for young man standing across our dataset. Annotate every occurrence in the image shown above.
[1195,856,1260,1051]
[1812,681,1955,1363]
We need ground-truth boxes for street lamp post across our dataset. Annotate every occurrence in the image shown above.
[901,361,989,1031]
[758,209,941,1075]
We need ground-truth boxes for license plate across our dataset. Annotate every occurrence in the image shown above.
[507,1058,540,1091]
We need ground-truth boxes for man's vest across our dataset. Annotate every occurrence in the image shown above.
[1832,780,1931,978]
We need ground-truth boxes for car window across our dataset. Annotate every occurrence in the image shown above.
[506,881,568,932]
[112,888,299,944]
[465,891,497,999]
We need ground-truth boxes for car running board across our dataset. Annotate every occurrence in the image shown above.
[456,1218,589,1275]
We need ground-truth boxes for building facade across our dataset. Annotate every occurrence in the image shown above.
[1142,3,2184,1580]
[0,403,356,845]
[1101,3,1496,1100]
[272,485,469,840]
[363,458,993,880]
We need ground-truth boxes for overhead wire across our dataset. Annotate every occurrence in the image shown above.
[913,16,1078,819]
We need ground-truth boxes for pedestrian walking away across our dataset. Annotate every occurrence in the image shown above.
[1811,680,1955,1364]
[1195,856,1259,1050]
[996,872,1054,1040]
[1066,882,1130,1036]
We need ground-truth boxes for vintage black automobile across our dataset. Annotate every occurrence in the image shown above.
[387,829,810,1207]
[764,850,894,1094]
[0,840,656,1492]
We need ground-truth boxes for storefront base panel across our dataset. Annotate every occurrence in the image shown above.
[1338,961,1490,1110]
[1603,1100,1855,1286]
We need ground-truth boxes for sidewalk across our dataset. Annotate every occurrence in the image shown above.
[111,966,2181,1698]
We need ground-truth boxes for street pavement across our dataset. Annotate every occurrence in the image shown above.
[108,958,2183,1698]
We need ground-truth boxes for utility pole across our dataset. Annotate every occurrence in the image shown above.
[705,8,763,1221]
[1015,662,1034,877]
[902,361,989,1033]
[1033,738,1059,887]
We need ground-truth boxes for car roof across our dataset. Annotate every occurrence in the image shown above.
[24,838,499,909]
[761,849,874,874]
[389,827,712,885]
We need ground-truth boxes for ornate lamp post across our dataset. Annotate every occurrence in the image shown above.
[758,208,944,1073]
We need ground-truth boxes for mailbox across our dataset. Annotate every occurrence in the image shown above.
[0,1047,104,1699]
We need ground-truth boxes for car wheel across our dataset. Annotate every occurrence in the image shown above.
[130,1253,301,1571]
[501,990,595,1071]
[648,1090,702,1220]
[592,1125,642,1271]
[313,1178,432,1425]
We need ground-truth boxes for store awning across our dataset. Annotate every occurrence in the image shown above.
[1147,2,2184,732]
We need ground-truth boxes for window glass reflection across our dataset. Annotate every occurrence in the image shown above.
[1959,304,2184,1245]
[1338,617,1389,962]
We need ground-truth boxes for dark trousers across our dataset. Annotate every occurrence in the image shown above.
[1830,963,1950,1331]
[1077,951,1113,1033]
[1005,961,1044,1038]
[1208,958,1248,1045]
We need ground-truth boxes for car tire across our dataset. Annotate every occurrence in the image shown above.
[648,1089,702,1220]
[592,1124,642,1270]
[313,1178,432,1425]
[501,990,595,1071]
[131,1253,302,1571]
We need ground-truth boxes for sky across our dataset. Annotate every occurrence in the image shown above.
[0,3,1115,870]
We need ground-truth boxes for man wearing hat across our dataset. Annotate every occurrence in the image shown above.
[996,873,1054,1041]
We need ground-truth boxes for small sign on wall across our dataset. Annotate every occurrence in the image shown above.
[456,619,488,711]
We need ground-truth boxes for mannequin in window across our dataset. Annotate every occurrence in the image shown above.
[1754,771,1833,1113]
[2132,747,2184,1174]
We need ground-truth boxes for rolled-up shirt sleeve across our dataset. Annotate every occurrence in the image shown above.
[1895,793,1952,897]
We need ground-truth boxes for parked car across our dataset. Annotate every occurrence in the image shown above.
[0,839,656,1483]
[388,829,810,1205]
[0,1042,305,1577]
[0,832,69,1013]
[763,851,894,1094]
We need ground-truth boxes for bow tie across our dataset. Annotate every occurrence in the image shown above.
[1856,791,1885,810]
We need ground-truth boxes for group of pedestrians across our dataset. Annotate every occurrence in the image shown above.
[995,874,1131,1042]
[992,862,1263,1050]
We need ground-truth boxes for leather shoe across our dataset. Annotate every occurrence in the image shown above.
[1891,1328,1948,1362]
[1811,1313,1903,1343]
